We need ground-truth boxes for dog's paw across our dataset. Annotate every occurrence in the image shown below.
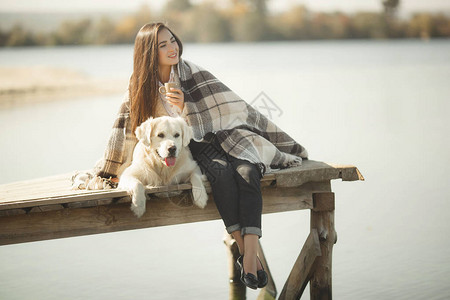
[130,202,146,218]
[192,186,208,209]
[122,181,147,218]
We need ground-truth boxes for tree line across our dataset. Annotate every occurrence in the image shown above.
[1,0,449,47]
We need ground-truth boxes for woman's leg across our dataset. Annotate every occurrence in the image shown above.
[231,231,245,255]
[190,141,263,275]
[232,159,263,238]
[189,140,241,234]
[243,234,259,275]
[231,159,264,275]
[233,233,263,275]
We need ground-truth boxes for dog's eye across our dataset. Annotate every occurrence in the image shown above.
[157,133,165,138]
[174,133,180,138]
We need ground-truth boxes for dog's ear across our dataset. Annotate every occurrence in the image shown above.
[178,117,193,147]
[135,117,153,147]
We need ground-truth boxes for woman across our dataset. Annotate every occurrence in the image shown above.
[97,23,308,290]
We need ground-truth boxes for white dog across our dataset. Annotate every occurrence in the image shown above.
[118,116,208,218]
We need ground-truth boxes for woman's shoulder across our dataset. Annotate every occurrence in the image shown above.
[179,58,205,73]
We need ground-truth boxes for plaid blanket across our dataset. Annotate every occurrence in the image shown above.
[95,96,136,179]
[180,59,307,173]
[95,59,307,179]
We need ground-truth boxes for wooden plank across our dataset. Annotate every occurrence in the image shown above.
[0,174,275,210]
[0,189,129,210]
[0,179,328,215]
[275,160,364,187]
[260,186,313,212]
[0,193,215,245]
[0,183,328,246]
[279,229,321,300]
[0,160,362,211]
[0,183,203,211]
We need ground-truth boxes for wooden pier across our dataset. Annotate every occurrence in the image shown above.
[0,160,363,300]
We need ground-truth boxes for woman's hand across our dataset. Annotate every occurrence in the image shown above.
[166,88,184,111]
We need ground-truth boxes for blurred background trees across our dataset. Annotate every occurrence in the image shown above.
[0,0,449,47]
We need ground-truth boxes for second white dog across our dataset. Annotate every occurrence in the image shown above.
[118,116,208,218]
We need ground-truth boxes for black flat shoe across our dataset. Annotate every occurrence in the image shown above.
[256,257,268,288]
[236,256,258,290]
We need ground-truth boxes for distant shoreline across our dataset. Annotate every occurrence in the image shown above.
[1,3,449,47]
[0,66,127,109]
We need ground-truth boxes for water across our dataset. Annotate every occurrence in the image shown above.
[0,40,450,299]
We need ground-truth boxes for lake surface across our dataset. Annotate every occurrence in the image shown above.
[1,40,449,300]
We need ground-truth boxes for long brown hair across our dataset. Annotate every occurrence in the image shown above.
[129,23,183,133]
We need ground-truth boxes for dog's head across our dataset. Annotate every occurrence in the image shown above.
[135,116,193,167]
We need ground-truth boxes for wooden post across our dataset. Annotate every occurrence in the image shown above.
[310,192,336,300]
[278,229,321,300]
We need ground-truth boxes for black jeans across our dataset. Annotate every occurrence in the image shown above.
[189,136,263,237]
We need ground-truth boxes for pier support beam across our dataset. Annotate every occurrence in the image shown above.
[278,229,321,300]
[310,192,336,300]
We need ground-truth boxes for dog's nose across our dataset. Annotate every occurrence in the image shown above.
[168,146,177,155]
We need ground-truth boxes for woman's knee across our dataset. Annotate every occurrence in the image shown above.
[206,158,235,185]
[235,162,261,185]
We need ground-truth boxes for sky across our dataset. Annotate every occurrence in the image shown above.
[0,0,449,15]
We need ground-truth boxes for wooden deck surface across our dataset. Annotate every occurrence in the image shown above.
[0,160,363,245]
[0,160,362,212]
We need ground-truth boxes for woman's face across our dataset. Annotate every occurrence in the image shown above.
[157,28,179,67]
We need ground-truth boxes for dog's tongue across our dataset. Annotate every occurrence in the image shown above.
[165,157,176,167]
